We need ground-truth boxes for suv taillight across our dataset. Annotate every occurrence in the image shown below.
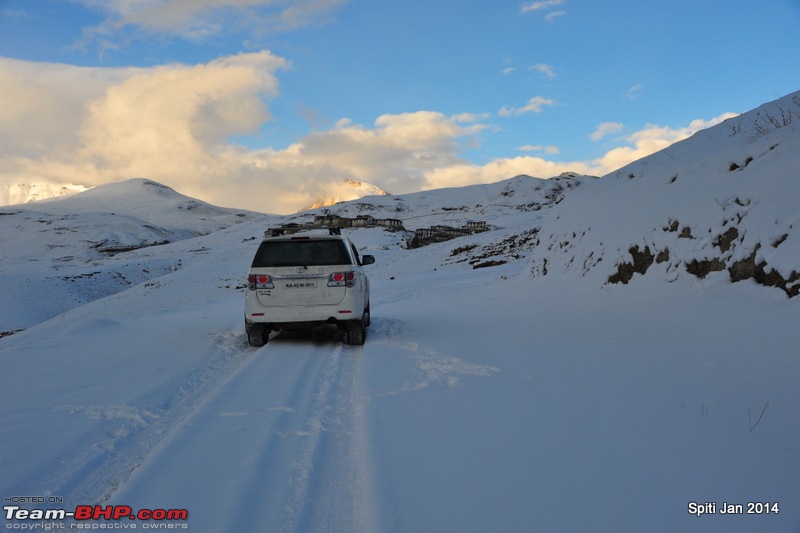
[327,271,356,288]
[247,274,274,290]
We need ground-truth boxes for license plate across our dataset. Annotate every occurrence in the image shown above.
[284,281,317,289]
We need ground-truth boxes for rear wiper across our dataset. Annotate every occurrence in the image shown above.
[272,262,308,269]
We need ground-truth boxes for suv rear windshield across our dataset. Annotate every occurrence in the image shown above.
[252,240,352,268]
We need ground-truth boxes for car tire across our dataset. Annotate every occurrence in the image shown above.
[347,321,366,345]
[364,303,371,328]
[246,323,268,347]
[248,332,267,347]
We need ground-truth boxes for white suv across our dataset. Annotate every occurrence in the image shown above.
[244,227,375,346]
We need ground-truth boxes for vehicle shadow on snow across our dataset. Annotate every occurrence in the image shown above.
[267,325,347,346]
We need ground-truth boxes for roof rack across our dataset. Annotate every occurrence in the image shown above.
[265,225,342,237]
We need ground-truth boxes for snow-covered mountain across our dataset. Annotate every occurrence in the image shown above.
[305,178,390,209]
[0,181,89,205]
[1,178,260,259]
[0,176,391,213]
[527,93,800,297]
[0,178,261,332]
[1,92,798,532]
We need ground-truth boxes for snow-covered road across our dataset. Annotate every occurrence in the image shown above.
[2,263,799,532]
[112,322,373,532]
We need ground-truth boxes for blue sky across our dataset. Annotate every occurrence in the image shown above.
[1,0,799,213]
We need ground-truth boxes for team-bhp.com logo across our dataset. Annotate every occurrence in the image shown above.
[4,504,189,529]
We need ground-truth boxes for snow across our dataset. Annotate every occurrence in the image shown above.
[0,179,262,332]
[1,92,799,532]
[0,182,88,206]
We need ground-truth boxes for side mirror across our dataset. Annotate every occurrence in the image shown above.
[361,255,375,266]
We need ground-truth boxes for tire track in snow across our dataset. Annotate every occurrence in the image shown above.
[277,342,376,533]
[50,329,259,504]
[83,325,379,532]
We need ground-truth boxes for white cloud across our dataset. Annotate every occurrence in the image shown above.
[421,114,737,191]
[531,63,556,78]
[76,0,348,47]
[422,156,600,191]
[595,114,736,172]
[499,96,557,117]
[590,122,624,141]
[520,0,565,13]
[625,84,643,101]
[278,0,348,30]
[75,51,286,178]
[518,145,560,155]
[0,57,137,159]
[0,54,490,213]
[544,10,566,22]
[1,7,30,19]
[0,55,738,214]
[262,111,486,196]
[521,0,566,22]
[0,52,293,211]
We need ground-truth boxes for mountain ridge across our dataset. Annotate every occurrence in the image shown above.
[526,91,800,296]
[1,90,798,335]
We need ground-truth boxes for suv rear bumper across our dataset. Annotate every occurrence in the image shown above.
[245,292,365,329]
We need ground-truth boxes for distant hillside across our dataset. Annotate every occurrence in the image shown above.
[527,91,800,297]
[3,178,259,256]
[292,92,800,298]
[2,91,798,337]
[0,182,88,205]
[0,179,263,332]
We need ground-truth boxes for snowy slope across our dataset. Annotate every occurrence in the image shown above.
[296,172,589,271]
[0,179,262,332]
[528,93,800,297]
[1,92,799,533]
